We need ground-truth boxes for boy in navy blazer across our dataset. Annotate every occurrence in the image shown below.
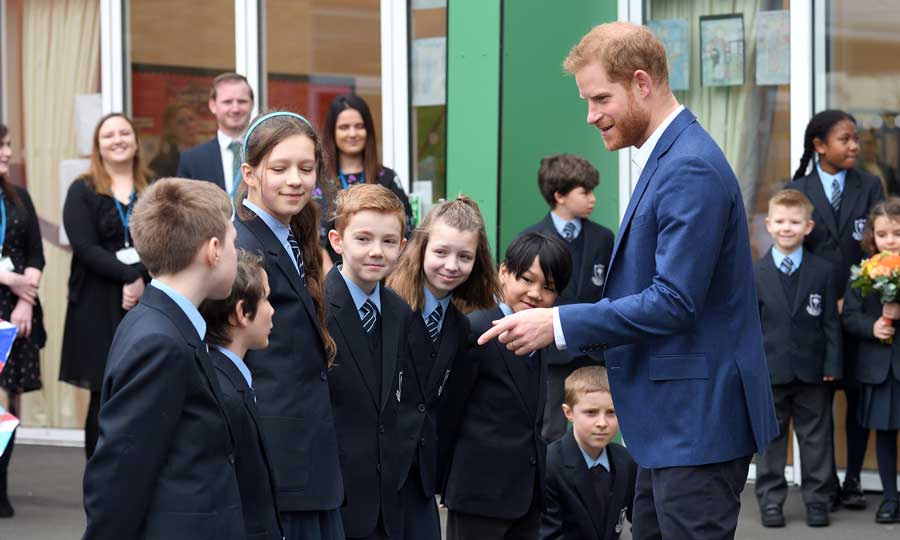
[199,251,282,540]
[754,189,842,528]
[522,153,614,442]
[541,366,636,540]
[82,178,243,540]
[443,232,571,540]
[325,184,411,539]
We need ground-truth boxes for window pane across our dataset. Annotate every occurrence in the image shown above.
[129,0,235,178]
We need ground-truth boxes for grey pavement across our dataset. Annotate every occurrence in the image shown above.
[3,444,899,539]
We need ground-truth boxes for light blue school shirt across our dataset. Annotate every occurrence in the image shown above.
[338,266,382,320]
[215,346,253,390]
[816,161,847,201]
[422,287,451,334]
[580,444,610,471]
[550,211,583,240]
[150,279,206,341]
[771,245,803,274]
[242,199,302,277]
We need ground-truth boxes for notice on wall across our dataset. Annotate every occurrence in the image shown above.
[648,19,690,91]
[700,14,745,87]
[412,37,447,107]
[756,10,790,86]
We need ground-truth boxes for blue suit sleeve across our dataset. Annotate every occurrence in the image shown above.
[559,156,732,351]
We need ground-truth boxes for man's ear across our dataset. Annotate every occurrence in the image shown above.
[328,229,343,255]
[632,69,653,99]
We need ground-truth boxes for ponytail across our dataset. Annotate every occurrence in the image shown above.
[792,147,814,181]
[793,109,857,181]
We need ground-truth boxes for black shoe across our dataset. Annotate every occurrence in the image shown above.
[806,504,830,527]
[829,490,843,512]
[875,498,899,524]
[841,477,867,510]
[0,496,12,518]
[761,505,785,527]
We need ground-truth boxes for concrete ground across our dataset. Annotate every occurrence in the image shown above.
[3,444,899,539]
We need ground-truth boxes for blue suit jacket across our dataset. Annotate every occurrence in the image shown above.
[176,138,226,191]
[558,108,778,469]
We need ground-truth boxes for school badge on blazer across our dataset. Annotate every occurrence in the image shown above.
[806,293,823,317]
[592,263,606,287]
[853,218,866,241]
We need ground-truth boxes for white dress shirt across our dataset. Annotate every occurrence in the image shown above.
[217,130,243,195]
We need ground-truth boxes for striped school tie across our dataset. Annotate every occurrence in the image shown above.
[426,303,444,342]
[287,230,307,286]
[563,222,576,242]
[830,179,842,213]
[361,299,378,335]
[780,257,794,275]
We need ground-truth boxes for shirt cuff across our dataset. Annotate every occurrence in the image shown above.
[552,306,567,351]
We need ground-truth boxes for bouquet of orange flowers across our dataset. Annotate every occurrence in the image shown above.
[850,251,900,343]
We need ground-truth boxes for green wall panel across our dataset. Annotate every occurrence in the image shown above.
[498,0,619,256]
[446,0,502,252]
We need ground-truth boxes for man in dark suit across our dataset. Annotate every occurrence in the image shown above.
[82,178,243,540]
[177,72,254,194]
[480,22,778,539]
[754,189,842,528]
[541,367,637,540]
[522,153,614,441]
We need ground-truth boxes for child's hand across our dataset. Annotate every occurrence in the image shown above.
[837,298,844,314]
[884,302,900,320]
[873,317,895,341]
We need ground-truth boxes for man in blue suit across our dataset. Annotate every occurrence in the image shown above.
[479,22,778,539]
[177,72,254,195]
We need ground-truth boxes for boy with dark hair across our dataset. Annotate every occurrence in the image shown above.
[442,231,572,540]
[523,153,614,441]
[199,250,282,540]
[754,189,842,528]
[325,183,411,539]
[541,366,637,540]
[82,178,243,540]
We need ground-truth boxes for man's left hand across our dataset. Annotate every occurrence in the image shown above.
[477,307,556,355]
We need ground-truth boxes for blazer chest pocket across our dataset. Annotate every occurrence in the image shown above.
[649,354,709,381]
[630,212,650,230]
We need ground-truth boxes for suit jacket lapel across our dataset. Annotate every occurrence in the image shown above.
[759,252,792,315]
[561,432,607,538]
[606,108,696,282]
[805,172,840,239]
[327,270,380,407]
[792,255,815,316]
[407,313,430,401]
[428,306,460,399]
[380,294,401,411]
[205,138,226,191]
[494,308,537,417]
[605,445,629,537]
[838,170,863,234]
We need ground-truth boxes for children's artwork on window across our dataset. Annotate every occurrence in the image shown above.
[756,10,790,86]
[700,14,745,87]
[648,18,690,91]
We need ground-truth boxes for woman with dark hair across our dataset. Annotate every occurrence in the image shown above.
[0,124,46,518]
[58,113,151,460]
[316,93,414,268]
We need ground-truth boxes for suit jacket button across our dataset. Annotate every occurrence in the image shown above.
[530,457,537,465]
[320,371,327,381]
[379,423,385,433]
[376,463,381,472]
[601,344,608,350]
[418,403,426,413]
[430,351,437,358]
[420,438,426,447]
[228,454,235,465]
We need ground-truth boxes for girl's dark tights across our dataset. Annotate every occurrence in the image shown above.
[876,429,899,500]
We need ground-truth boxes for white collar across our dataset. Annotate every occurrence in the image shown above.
[631,104,685,173]
[216,129,243,151]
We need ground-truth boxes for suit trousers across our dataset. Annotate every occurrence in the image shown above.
[446,506,540,540]
[399,465,441,540]
[632,455,751,540]
[755,383,832,507]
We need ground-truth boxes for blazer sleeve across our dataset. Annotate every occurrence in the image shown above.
[538,469,564,540]
[19,188,45,270]
[841,281,878,341]
[63,180,142,284]
[559,156,735,348]
[82,333,192,540]
[822,266,843,379]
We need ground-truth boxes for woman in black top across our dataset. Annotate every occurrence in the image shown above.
[315,93,414,270]
[59,113,150,459]
[0,124,46,518]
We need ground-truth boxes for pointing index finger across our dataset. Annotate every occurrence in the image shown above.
[477,316,514,345]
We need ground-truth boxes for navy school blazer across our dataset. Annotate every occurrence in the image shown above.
[442,306,548,520]
[176,138,226,192]
[324,267,410,538]
[235,212,344,513]
[842,281,900,385]
[210,348,283,540]
[395,299,470,498]
[82,285,244,540]
[541,433,637,540]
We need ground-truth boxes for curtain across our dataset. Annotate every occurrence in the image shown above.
[648,0,782,214]
[20,0,100,427]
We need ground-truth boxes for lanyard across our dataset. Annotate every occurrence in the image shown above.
[114,191,135,248]
[0,191,6,255]
[338,171,365,190]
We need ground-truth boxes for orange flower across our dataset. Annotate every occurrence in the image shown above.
[870,265,892,278]
[880,254,900,269]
